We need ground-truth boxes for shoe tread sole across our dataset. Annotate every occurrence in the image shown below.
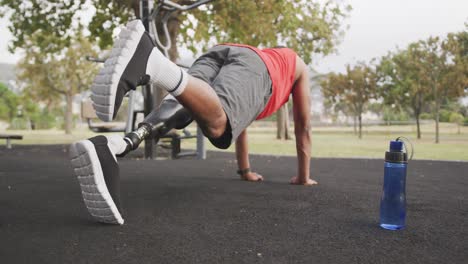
[91,20,145,122]
[70,140,124,225]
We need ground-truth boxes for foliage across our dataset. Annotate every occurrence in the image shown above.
[25,33,97,132]
[419,113,432,120]
[183,0,351,63]
[0,82,19,121]
[0,0,85,54]
[85,0,351,64]
[373,28,468,141]
[381,106,410,122]
[380,47,430,110]
[449,112,464,134]
[321,62,377,138]
[10,109,59,130]
[449,112,464,124]
[439,109,452,122]
[1,0,351,137]
[7,94,59,130]
[16,31,98,133]
[87,0,137,49]
[1,1,99,133]
[374,44,431,139]
[460,104,468,117]
[417,32,467,142]
[16,31,98,99]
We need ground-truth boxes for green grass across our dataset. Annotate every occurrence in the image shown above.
[182,122,468,161]
[2,122,468,161]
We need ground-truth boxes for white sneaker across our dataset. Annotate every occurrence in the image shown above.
[91,20,155,121]
[69,135,128,225]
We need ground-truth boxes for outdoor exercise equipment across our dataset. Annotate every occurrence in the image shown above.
[112,0,215,159]
[137,0,211,159]
[83,0,211,159]
[81,99,129,133]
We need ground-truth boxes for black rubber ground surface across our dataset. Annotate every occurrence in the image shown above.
[0,145,467,264]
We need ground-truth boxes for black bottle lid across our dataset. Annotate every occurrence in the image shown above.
[385,140,408,163]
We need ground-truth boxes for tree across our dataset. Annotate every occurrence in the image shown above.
[16,32,98,134]
[0,82,19,121]
[374,29,467,142]
[323,88,358,132]
[449,112,464,134]
[87,0,351,139]
[2,0,351,135]
[87,0,351,63]
[375,45,432,139]
[0,1,85,53]
[322,63,377,138]
[0,0,99,134]
[417,34,467,143]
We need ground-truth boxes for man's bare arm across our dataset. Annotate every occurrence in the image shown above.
[235,129,263,181]
[291,56,317,185]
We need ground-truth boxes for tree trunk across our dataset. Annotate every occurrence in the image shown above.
[276,107,285,139]
[413,92,422,139]
[284,103,291,140]
[132,0,140,18]
[65,93,73,134]
[435,101,440,143]
[353,115,357,135]
[415,114,421,139]
[358,113,362,139]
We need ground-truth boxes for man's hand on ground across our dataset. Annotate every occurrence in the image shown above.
[290,176,318,186]
[241,172,264,182]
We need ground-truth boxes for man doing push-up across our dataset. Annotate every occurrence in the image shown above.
[70,20,317,225]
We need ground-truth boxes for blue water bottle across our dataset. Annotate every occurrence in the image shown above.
[379,138,410,230]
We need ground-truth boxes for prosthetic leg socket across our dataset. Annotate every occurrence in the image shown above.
[118,98,193,157]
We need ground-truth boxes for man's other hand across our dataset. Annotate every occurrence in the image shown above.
[241,172,264,182]
[290,176,318,186]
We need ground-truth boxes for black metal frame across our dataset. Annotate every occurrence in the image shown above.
[141,0,212,159]
[84,0,212,159]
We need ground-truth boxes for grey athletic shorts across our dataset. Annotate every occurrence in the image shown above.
[188,45,272,149]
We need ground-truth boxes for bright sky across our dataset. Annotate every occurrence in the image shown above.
[0,0,467,73]
[314,0,467,73]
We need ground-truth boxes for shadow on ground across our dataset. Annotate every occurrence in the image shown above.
[0,145,467,264]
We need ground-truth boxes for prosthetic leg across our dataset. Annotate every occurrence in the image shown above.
[119,95,193,157]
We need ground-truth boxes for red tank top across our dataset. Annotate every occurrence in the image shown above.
[223,43,297,120]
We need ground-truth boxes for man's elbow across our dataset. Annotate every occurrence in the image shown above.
[295,56,308,81]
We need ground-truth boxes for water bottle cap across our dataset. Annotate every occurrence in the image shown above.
[386,139,407,163]
[389,141,403,152]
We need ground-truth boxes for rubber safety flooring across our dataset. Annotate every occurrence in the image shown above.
[0,145,467,264]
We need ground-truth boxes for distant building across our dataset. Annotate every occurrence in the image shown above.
[308,68,327,122]
[0,63,18,93]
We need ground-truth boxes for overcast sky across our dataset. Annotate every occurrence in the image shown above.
[0,0,467,73]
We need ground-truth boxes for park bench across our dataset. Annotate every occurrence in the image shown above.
[159,129,198,159]
[82,100,128,133]
[0,134,23,149]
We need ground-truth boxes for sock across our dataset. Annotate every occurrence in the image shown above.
[106,135,128,157]
[162,94,177,102]
[146,48,188,97]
